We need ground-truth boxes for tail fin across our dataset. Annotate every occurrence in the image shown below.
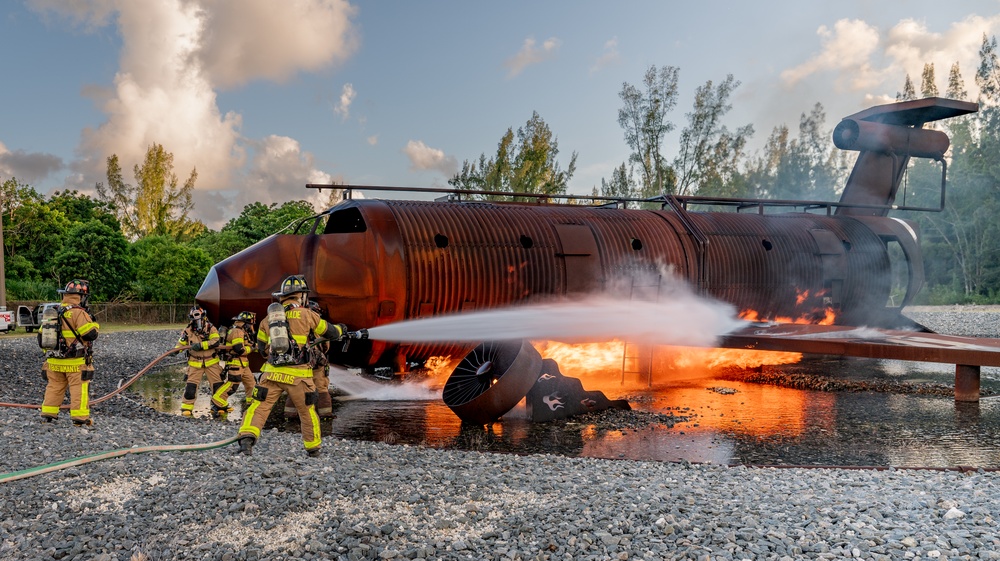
[834,97,977,216]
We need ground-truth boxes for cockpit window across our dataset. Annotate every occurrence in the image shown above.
[323,207,367,234]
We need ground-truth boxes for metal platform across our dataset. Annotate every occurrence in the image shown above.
[719,323,1000,402]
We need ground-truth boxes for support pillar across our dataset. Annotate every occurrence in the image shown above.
[955,364,980,402]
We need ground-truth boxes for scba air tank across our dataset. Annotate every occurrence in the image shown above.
[266,302,290,354]
[39,306,60,350]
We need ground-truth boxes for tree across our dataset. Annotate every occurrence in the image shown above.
[132,236,213,303]
[192,200,317,264]
[47,190,120,231]
[617,65,679,197]
[597,162,638,203]
[896,74,917,101]
[449,112,577,199]
[920,63,939,98]
[96,143,203,240]
[50,220,133,300]
[672,75,753,197]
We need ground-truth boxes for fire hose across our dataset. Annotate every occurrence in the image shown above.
[0,435,241,484]
[0,345,234,410]
[0,344,243,483]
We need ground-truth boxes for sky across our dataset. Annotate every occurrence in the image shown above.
[2,0,999,229]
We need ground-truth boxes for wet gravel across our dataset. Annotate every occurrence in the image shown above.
[1,310,1000,560]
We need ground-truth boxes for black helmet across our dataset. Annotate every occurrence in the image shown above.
[59,279,89,295]
[232,311,256,324]
[272,275,309,299]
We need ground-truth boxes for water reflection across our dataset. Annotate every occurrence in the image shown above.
[130,360,1000,468]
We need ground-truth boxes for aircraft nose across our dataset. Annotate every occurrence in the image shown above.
[195,266,220,322]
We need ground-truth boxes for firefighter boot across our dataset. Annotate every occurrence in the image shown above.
[306,448,321,458]
[236,436,254,456]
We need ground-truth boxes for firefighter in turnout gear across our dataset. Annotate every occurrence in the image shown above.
[308,300,335,418]
[216,311,257,406]
[283,301,333,419]
[237,275,346,457]
[175,306,224,417]
[39,279,100,426]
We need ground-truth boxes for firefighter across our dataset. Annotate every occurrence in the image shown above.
[217,311,257,406]
[283,301,333,419]
[308,300,335,418]
[175,305,224,418]
[39,279,100,426]
[236,275,347,457]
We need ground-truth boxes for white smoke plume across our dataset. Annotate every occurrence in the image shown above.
[27,0,359,228]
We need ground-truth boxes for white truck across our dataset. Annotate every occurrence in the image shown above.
[0,307,13,334]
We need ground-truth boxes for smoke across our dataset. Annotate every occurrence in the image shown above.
[368,273,745,346]
[28,0,358,228]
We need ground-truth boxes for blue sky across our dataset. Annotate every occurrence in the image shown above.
[2,0,999,228]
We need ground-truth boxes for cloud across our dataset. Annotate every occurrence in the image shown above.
[334,83,356,120]
[0,141,64,185]
[504,36,561,78]
[28,0,359,227]
[781,15,1000,97]
[195,0,359,89]
[367,135,379,146]
[402,140,457,177]
[590,37,620,74]
[781,19,881,90]
[239,134,338,218]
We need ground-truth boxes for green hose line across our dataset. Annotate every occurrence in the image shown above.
[0,435,241,484]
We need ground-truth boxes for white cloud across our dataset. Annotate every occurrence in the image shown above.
[0,141,64,185]
[334,83,356,120]
[28,0,359,226]
[504,37,561,78]
[239,134,338,219]
[781,19,881,90]
[402,140,457,177]
[590,37,620,74]
[781,15,1000,98]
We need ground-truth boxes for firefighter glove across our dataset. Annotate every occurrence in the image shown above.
[232,343,245,356]
[40,368,47,382]
[333,323,348,340]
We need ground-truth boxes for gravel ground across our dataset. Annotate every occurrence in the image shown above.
[1,310,1000,560]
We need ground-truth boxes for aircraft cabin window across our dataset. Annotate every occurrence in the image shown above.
[323,207,368,234]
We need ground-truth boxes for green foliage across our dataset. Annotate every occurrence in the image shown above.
[50,220,134,300]
[617,65,679,197]
[449,112,577,199]
[131,235,213,303]
[5,279,58,301]
[96,143,203,241]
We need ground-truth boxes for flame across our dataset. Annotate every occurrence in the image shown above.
[531,340,802,384]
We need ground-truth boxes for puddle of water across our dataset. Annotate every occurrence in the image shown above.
[128,360,1000,468]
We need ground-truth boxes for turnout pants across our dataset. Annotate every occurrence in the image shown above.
[240,374,320,451]
[285,365,331,418]
[181,363,224,415]
[225,364,256,403]
[40,360,91,423]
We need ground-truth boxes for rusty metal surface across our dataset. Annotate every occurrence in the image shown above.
[720,323,1000,367]
[195,98,978,374]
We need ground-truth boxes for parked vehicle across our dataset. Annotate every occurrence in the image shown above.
[16,303,60,333]
[0,307,13,333]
